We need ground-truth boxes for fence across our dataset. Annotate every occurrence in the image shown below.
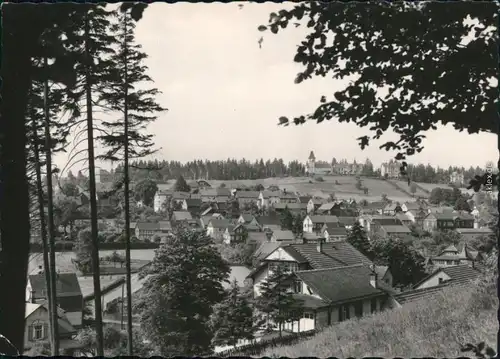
[215,329,320,357]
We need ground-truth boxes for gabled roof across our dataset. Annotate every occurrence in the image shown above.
[298,196,311,204]
[294,265,386,304]
[280,192,298,200]
[394,283,451,305]
[317,203,338,211]
[260,190,281,198]
[395,213,411,221]
[274,203,307,210]
[246,232,269,246]
[172,211,193,221]
[237,191,261,199]
[285,241,371,269]
[414,265,481,289]
[272,230,296,241]
[25,302,76,335]
[136,222,160,231]
[381,225,411,234]
[184,198,202,207]
[257,216,282,226]
[337,216,357,226]
[403,202,421,211]
[200,188,232,197]
[209,219,233,229]
[29,273,81,297]
[362,201,386,210]
[239,214,256,223]
[324,227,348,236]
[158,221,172,230]
[308,215,339,224]
[383,203,401,211]
[172,191,191,199]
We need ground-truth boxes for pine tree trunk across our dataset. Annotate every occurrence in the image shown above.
[43,56,60,356]
[31,109,56,354]
[122,13,134,356]
[84,14,104,356]
[0,9,33,352]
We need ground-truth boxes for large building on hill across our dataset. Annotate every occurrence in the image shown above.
[332,159,363,175]
[306,151,332,176]
[380,160,400,179]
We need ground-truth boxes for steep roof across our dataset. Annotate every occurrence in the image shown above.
[284,241,372,269]
[239,214,256,223]
[308,151,316,160]
[184,198,202,207]
[209,218,233,229]
[309,215,339,224]
[237,191,261,199]
[394,283,450,305]
[381,225,412,233]
[337,216,357,226]
[172,211,193,221]
[136,222,160,231]
[324,227,348,236]
[29,273,81,297]
[272,230,296,241]
[295,265,386,304]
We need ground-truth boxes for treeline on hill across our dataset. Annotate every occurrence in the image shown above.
[101,159,489,184]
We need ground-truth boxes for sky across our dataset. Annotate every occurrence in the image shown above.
[54,2,497,175]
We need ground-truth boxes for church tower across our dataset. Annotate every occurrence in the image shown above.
[307,151,316,176]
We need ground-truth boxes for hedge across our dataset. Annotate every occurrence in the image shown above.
[30,241,160,253]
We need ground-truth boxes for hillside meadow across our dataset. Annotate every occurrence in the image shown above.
[258,273,497,358]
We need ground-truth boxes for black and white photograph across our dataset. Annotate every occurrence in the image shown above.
[1,1,499,357]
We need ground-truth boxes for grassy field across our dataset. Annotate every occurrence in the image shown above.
[161,175,477,203]
[258,274,496,358]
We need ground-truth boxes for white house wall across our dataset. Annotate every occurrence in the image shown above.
[414,272,451,290]
[266,248,297,262]
[303,217,314,233]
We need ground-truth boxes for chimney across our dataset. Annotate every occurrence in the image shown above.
[316,238,323,253]
[283,188,287,195]
[369,265,378,288]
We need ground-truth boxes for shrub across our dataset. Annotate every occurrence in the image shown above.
[315,177,324,182]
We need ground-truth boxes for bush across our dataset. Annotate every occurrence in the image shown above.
[315,177,324,182]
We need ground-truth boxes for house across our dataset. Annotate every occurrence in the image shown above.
[135,222,161,240]
[153,190,171,213]
[427,206,455,214]
[316,203,341,215]
[171,191,191,204]
[158,221,172,235]
[256,215,282,231]
[26,273,83,328]
[394,212,413,227]
[303,215,340,235]
[450,171,465,186]
[248,240,375,297]
[413,264,481,290]
[422,212,475,232]
[382,203,402,216]
[279,191,299,204]
[322,224,348,242]
[236,191,261,206]
[332,160,363,176]
[391,282,451,307]
[401,201,422,213]
[380,160,400,179]
[274,203,308,214]
[359,215,403,233]
[200,214,224,229]
[171,211,193,223]
[428,243,482,268]
[206,218,234,241]
[181,198,202,213]
[246,232,270,249]
[259,190,281,209]
[336,216,357,230]
[376,225,412,240]
[200,188,232,202]
[307,198,325,214]
[456,227,495,242]
[24,303,80,353]
[359,201,386,215]
[298,196,311,204]
[253,241,290,263]
[405,208,428,225]
[238,214,260,227]
[271,230,296,242]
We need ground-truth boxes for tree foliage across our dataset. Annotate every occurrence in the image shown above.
[210,279,255,347]
[134,229,230,356]
[173,175,191,192]
[134,179,158,207]
[370,238,427,288]
[346,222,371,257]
[258,2,497,168]
[255,265,304,338]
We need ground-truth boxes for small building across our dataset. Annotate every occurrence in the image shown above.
[181,198,203,213]
[303,215,340,235]
[422,212,475,232]
[322,224,348,242]
[171,211,193,223]
[413,264,481,290]
[26,273,83,329]
[382,203,403,216]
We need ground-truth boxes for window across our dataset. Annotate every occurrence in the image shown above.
[33,323,44,340]
[294,281,302,293]
[370,298,377,314]
[438,277,444,284]
[339,305,350,322]
[354,301,363,317]
[303,312,314,319]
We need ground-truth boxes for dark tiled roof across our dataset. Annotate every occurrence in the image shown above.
[200,188,232,197]
[272,230,295,241]
[280,192,298,200]
[172,191,191,199]
[325,227,348,236]
[240,214,256,223]
[209,219,233,229]
[309,215,339,224]
[298,196,311,204]
[185,198,202,207]
[441,265,481,284]
[381,225,411,233]
[372,217,403,226]
[403,201,420,210]
[363,201,386,210]
[293,293,328,309]
[286,241,371,269]
[257,216,282,226]
[136,222,160,230]
[158,221,172,230]
[172,211,193,221]
[337,216,357,226]
[295,265,385,304]
[246,232,269,245]
[394,283,451,305]
[29,273,81,297]
[261,190,281,198]
[237,191,261,199]
[274,203,307,210]
[254,242,283,260]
